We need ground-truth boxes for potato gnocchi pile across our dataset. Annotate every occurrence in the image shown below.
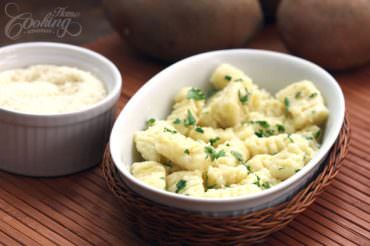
[131,64,329,198]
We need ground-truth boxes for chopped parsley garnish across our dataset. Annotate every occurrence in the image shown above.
[183,110,196,127]
[252,176,270,189]
[226,143,230,147]
[315,129,321,139]
[255,130,264,138]
[230,150,244,163]
[160,177,165,180]
[253,175,261,186]
[224,75,232,81]
[287,133,294,143]
[173,118,181,124]
[244,164,252,172]
[266,129,275,136]
[184,149,190,155]
[146,118,156,127]
[305,136,314,140]
[195,127,204,133]
[284,97,290,113]
[238,89,249,105]
[175,179,187,193]
[253,120,269,129]
[309,92,318,98]
[278,167,284,170]
[255,129,274,138]
[164,127,177,134]
[204,146,225,161]
[209,137,220,146]
[295,169,301,173]
[261,181,271,189]
[187,87,205,100]
[234,78,243,82]
[276,124,285,133]
[295,91,302,99]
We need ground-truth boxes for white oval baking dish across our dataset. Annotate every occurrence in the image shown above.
[110,49,344,215]
[0,42,121,176]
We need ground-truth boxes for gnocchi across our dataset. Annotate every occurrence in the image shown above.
[131,64,328,198]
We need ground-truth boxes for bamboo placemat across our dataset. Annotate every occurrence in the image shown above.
[0,26,368,245]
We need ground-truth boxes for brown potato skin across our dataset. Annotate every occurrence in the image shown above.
[104,0,263,62]
[277,0,370,71]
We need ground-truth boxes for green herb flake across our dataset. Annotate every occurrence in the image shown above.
[295,169,301,173]
[265,129,275,136]
[224,75,232,81]
[253,175,261,187]
[305,136,314,140]
[315,130,321,140]
[230,150,244,163]
[276,124,285,133]
[160,177,165,180]
[309,92,318,98]
[278,167,284,170]
[204,146,225,161]
[146,118,156,128]
[173,118,181,124]
[234,78,243,82]
[262,181,271,190]
[238,89,249,105]
[255,130,264,138]
[287,134,294,143]
[183,110,196,127]
[295,91,302,99]
[254,120,270,129]
[175,179,187,193]
[284,97,290,113]
[209,137,220,146]
[184,149,190,155]
[195,127,204,133]
[164,127,177,134]
[244,164,252,172]
[226,143,230,147]
[187,87,205,100]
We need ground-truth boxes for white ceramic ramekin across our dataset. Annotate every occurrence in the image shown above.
[0,42,121,177]
[110,49,345,216]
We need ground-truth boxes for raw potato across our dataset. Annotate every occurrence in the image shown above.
[104,0,263,61]
[277,0,370,70]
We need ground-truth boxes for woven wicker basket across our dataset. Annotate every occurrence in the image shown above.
[102,115,350,245]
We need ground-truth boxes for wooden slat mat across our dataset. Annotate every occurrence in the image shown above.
[0,26,369,245]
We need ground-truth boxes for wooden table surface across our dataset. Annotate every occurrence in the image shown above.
[0,26,369,245]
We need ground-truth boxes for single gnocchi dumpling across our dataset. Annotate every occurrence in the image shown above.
[134,120,172,162]
[206,165,248,188]
[166,170,204,196]
[167,87,205,135]
[203,183,261,198]
[154,128,212,172]
[276,80,329,130]
[210,63,254,90]
[214,138,250,166]
[131,161,166,190]
[199,82,248,128]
